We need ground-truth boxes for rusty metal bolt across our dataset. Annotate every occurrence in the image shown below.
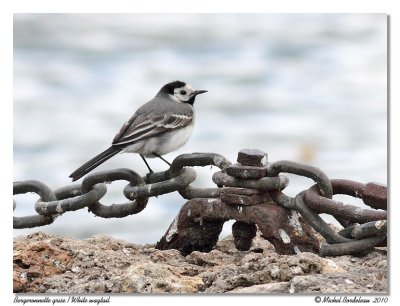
[224,149,269,179]
[237,149,268,167]
[232,221,257,251]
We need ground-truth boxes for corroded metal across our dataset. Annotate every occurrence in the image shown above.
[232,221,257,251]
[328,179,387,210]
[156,198,320,255]
[36,183,107,215]
[237,148,268,167]
[156,211,224,255]
[13,149,387,257]
[304,181,387,223]
[225,164,269,179]
[267,160,333,198]
[213,171,288,191]
[168,152,232,199]
[13,180,58,228]
[81,168,148,218]
[320,235,387,257]
[220,187,272,206]
[362,182,387,210]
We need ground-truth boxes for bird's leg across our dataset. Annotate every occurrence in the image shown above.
[152,152,172,166]
[140,154,154,174]
[140,154,154,184]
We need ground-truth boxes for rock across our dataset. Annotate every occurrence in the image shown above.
[320,258,346,273]
[186,249,235,267]
[229,282,288,293]
[120,262,203,293]
[288,273,386,293]
[13,231,387,293]
[13,232,73,293]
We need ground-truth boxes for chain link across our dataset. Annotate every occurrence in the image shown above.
[13,150,387,257]
[267,160,333,198]
[35,183,107,215]
[124,167,196,199]
[304,179,387,223]
[14,180,58,228]
[81,168,148,218]
[168,152,232,199]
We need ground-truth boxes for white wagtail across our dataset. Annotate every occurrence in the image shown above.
[69,81,207,181]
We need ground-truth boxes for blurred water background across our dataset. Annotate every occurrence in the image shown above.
[13,14,387,244]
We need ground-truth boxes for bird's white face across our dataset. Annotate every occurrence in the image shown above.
[171,84,197,103]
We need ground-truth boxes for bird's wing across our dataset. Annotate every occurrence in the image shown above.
[112,112,193,146]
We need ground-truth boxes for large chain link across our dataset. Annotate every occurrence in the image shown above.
[13,150,387,257]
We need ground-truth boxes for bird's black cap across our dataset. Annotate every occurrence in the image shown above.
[159,81,186,95]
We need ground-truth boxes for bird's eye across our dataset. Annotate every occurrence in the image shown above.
[180,90,187,95]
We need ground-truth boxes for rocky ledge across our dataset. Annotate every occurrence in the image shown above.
[13,232,387,293]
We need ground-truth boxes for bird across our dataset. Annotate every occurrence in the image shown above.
[69,81,207,181]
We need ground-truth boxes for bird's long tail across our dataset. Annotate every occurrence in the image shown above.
[69,146,120,181]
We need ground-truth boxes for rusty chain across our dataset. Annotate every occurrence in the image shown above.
[13,150,387,257]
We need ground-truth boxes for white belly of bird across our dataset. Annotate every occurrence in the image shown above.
[121,123,194,157]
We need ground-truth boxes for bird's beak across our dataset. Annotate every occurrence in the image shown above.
[194,90,208,95]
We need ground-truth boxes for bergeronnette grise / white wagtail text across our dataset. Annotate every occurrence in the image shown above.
[69,81,207,181]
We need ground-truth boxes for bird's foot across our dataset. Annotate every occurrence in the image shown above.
[145,171,154,184]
